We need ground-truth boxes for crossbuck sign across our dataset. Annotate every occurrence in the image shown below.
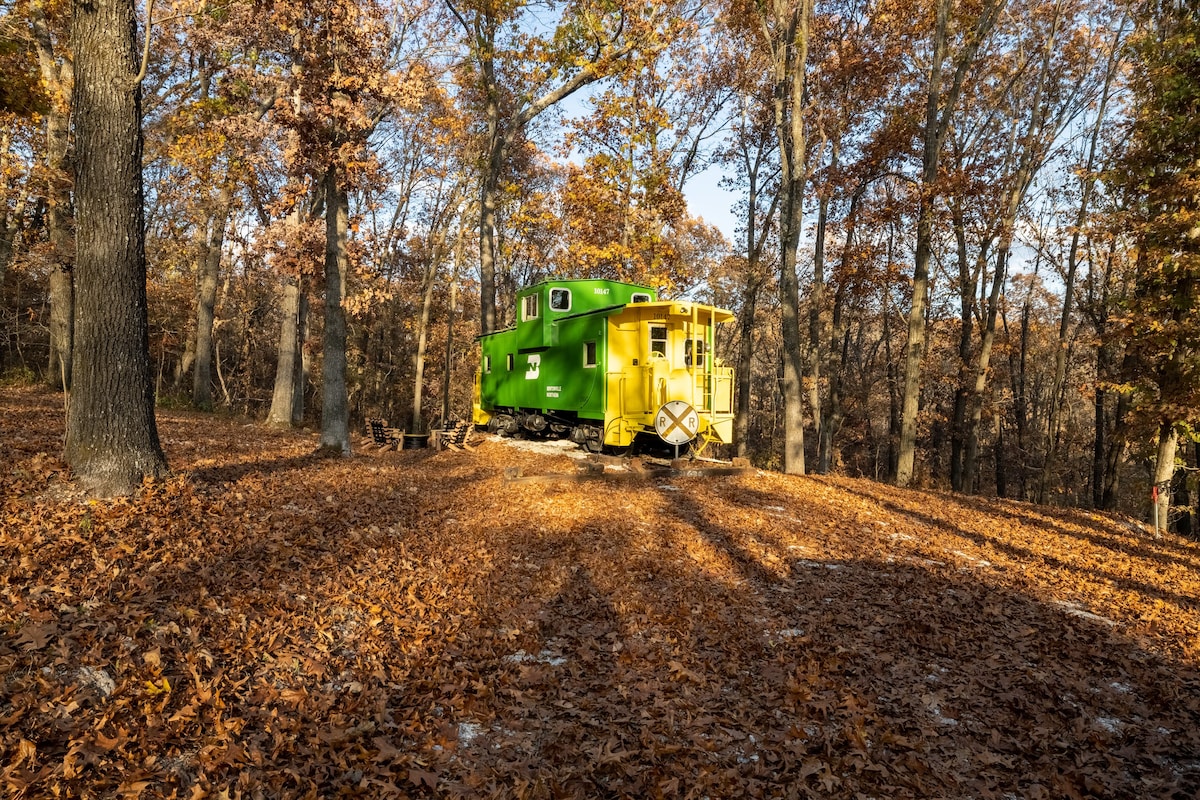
[655,401,699,446]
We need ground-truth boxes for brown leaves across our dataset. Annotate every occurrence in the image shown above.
[15,622,56,651]
[1,385,1199,798]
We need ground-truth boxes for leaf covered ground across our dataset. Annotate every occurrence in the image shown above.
[2,385,1199,799]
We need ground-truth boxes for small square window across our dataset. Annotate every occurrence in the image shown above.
[584,341,597,367]
[522,293,539,321]
[650,325,668,356]
[631,292,652,304]
[549,288,571,312]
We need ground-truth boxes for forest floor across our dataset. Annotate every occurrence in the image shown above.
[2,384,1199,800]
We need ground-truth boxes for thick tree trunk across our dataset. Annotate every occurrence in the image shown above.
[64,0,168,494]
[192,188,233,410]
[267,279,304,426]
[318,164,351,455]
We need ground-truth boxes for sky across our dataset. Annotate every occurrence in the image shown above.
[685,164,740,244]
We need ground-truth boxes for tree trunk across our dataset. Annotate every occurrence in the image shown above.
[411,254,440,434]
[896,0,1004,486]
[0,130,22,284]
[962,244,1010,491]
[267,279,304,426]
[31,0,75,391]
[767,0,811,476]
[818,188,862,474]
[294,289,309,424]
[735,277,760,459]
[192,188,233,410]
[1092,365,1108,509]
[1041,23,1122,503]
[949,201,976,491]
[1014,285,1032,499]
[478,147,501,335]
[1172,454,1191,538]
[441,268,459,426]
[733,119,775,462]
[1194,440,1199,537]
[1152,420,1178,532]
[48,268,74,389]
[64,0,168,494]
[1102,363,1133,511]
[173,326,195,392]
[0,156,25,284]
[808,181,829,464]
[318,164,350,455]
[896,0,952,488]
[994,417,1007,498]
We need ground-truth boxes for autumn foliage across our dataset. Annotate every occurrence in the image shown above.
[3,385,1199,798]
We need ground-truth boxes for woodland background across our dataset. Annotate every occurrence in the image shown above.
[1,0,1198,520]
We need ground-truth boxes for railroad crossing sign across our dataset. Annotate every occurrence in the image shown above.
[655,401,699,445]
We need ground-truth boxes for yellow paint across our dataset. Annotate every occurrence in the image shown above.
[471,369,492,426]
[603,301,735,446]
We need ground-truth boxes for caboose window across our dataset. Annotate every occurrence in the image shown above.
[649,325,668,356]
[631,292,651,304]
[583,340,597,367]
[506,353,514,370]
[685,339,707,368]
[484,356,492,373]
[522,293,539,321]
[549,288,571,311]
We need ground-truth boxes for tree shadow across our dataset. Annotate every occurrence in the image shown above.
[4,413,1199,799]
[812,476,1200,614]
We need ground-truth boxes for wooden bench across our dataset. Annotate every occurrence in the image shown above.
[365,418,403,450]
[432,420,476,452]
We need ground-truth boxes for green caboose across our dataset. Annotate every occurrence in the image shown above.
[473,279,735,452]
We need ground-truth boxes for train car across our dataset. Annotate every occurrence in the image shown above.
[472,278,735,453]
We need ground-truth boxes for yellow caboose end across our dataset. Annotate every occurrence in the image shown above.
[603,300,735,451]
